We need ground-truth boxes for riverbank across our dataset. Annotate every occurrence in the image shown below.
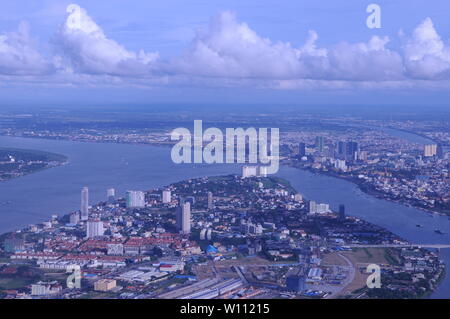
[284,159,449,218]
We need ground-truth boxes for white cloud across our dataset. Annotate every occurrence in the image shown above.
[403,17,450,79]
[169,11,306,79]
[0,22,53,75]
[3,5,450,91]
[169,11,403,82]
[54,4,159,76]
[327,36,403,81]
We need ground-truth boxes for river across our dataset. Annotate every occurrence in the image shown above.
[0,135,448,298]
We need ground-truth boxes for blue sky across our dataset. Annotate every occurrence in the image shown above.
[2,0,450,105]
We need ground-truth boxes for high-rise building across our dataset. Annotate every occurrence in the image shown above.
[242,166,258,178]
[358,150,369,161]
[317,203,330,213]
[338,204,346,221]
[334,159,347,171]
[437,144,443,159]
[346,141,359,160]
[298,143,306,157]
[309,201,317,214]
[86,219,104,238]
[309,201,330,214]
[337,141,345,158]
[424,144,437,157]
[107,188,115,203]
[326,143,335,158]
[177,202,191,234]
[69,212,80,225]
[437,144,450,159]
[315,136,324,153]
[126,191,146,208]
[162,190,171,204]
[207,192,214,210]
[81,187,89,221]
[31,282,61,296]
[3,238,25,253]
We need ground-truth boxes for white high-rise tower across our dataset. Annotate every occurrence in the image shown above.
[81,187,89,221]
[207,192,213,210]
[126,191,145,208]
[176,202,191,234]
[162,190,171,204]
[86,219,104,238]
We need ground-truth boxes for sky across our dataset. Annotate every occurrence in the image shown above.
[2,0,450,106]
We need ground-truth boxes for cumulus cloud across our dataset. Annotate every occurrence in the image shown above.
[403,17,450,79]
[169,11,306,79]
[54,4,159,76]
[3,5,450,90]
[327,36,403,81]
[169,11,403,81]
[0,22,53,75]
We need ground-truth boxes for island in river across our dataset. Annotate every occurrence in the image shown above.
[0,147,67,182]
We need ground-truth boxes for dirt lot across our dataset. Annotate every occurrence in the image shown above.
[334,248,400,296]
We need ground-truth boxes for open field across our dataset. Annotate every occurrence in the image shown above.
[335,248,401,296]
[343,248,400,266]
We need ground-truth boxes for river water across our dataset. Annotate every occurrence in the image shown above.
[0,134,448,298]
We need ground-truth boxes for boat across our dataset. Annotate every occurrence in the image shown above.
[416,224,422,228]
[434,229,445,235]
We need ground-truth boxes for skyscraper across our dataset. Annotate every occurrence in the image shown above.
[242,166,258,178]
[107,188,115,203]
[338,204,346,221]
[424,144,437,157]
[162,190,171,204]
[81,187,89,221]
[126,191,146,208]
[177,202,191,234]
[309,201,317,214]
[346,141,359,160]
[207,192,214,210]
[337,141,345,158]
[70,212,80,225]
[298,142,306,157]
[86,219,104,238]
[315,136,324,153]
